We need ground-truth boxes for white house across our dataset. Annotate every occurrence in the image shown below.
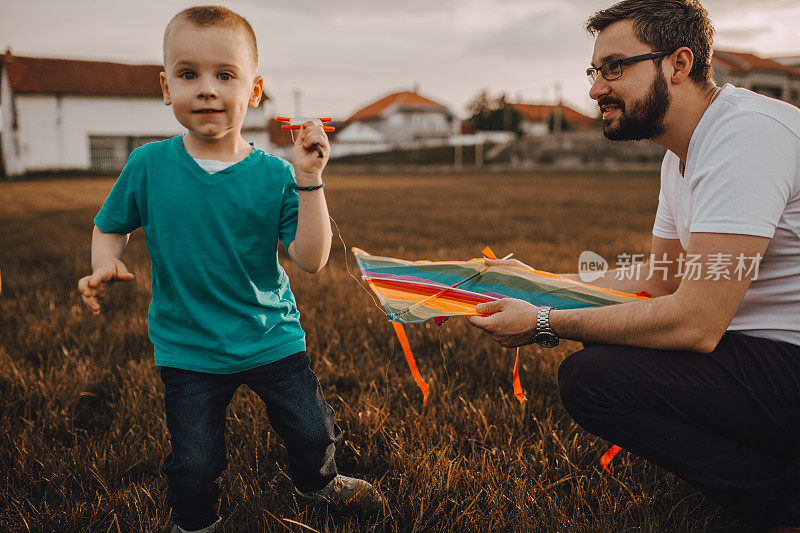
[712,50,800,107]
[773,56,800,70]
[332,90,459,157]
[0,51,270,177]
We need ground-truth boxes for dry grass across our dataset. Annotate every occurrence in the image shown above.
[0,172,746,531]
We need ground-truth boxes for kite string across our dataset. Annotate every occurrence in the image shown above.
[438,323,450,385]
[329,214,386,316]
[392,251,512,321]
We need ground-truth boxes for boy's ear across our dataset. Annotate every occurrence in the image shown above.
[159,71,172,106]
[249,75,264,108]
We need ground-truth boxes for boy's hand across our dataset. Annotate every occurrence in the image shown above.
[78,259,134,315]
[292,121,330,184]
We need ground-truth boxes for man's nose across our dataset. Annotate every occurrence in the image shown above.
[589,74,611,101]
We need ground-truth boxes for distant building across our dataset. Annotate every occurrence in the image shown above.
[0,51,270,177]
[333,90,459,156]
[712,50,800,107]
[510,103,597,137]
[772,56,800,70]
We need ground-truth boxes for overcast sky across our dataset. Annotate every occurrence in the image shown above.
[2,0,799,119]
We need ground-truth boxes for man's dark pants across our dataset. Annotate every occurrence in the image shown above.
[558,331,800,527]
[159,351,342,531]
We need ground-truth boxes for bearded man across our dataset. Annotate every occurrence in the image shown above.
[468,0,800,528]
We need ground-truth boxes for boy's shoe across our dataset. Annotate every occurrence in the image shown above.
[295,474,383,505]
[169,517,221,533]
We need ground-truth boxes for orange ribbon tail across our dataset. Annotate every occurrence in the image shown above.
[513,347,526,403]
[391,321,430,406]
[600,445,622,472]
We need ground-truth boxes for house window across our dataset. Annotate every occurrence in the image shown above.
[89,135,166,173]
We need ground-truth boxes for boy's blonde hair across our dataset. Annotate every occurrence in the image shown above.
[164,5,258,66]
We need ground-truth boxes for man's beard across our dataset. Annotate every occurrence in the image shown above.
[602,70,671,141]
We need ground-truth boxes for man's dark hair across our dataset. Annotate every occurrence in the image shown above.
[586,0,715,88]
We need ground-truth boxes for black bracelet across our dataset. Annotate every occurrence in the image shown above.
[294,182,325,191]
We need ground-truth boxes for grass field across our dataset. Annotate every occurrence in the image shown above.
[0,172,747,531]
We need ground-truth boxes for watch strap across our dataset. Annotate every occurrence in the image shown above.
[536,306,554,331]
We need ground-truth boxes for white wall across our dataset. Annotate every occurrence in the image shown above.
[521,119,549,137]
[4,93,269,175]
[335,121,386,143]
[6,94,177,174]
[1,67,15,175]
[331,121,391,157]
[450,131,515,145]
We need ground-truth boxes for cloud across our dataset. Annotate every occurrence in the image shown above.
[2,0,798,121]
[240,0,463,17]
[463,6,593,62]
[715,26,771,43]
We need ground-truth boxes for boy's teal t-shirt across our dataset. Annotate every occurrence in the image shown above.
[94,135,306,373]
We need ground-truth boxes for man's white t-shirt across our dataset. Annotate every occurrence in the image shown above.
[652,84,800,347]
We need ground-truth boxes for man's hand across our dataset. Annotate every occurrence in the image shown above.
[78,259,134,315]
[291,121,330,184]
[467,298,540,348]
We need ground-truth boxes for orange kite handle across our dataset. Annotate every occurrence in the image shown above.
[276,116,332,122]
[600,445,622,472]
[391,321,430,406]
[513,348,526,403]
[280,125,335,132]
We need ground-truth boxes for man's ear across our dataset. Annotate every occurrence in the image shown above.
[668,47,694,86]
[249,75,264,108]
[159,71,171,106]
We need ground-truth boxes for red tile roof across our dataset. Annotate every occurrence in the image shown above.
[1,53,163,97]
[712,50,800,77]
[345,90,452,123]
[0,52,270,103]
[512,103,597,129]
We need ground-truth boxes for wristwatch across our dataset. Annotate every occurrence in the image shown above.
[533,306,559,348]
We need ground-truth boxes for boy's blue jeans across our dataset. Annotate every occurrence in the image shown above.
[159,351,342,531]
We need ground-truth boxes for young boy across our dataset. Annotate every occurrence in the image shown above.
[78,6,379,532]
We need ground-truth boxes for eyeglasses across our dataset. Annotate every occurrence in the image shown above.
[586,50,674,85]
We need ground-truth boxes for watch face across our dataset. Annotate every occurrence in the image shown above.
[534,332,559,348]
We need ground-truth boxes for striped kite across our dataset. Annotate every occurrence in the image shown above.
[353,247,646,325]
[353,246,650,471]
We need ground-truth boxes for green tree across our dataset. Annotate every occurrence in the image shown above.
[465,90,523,136]
[547,106,573,133]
